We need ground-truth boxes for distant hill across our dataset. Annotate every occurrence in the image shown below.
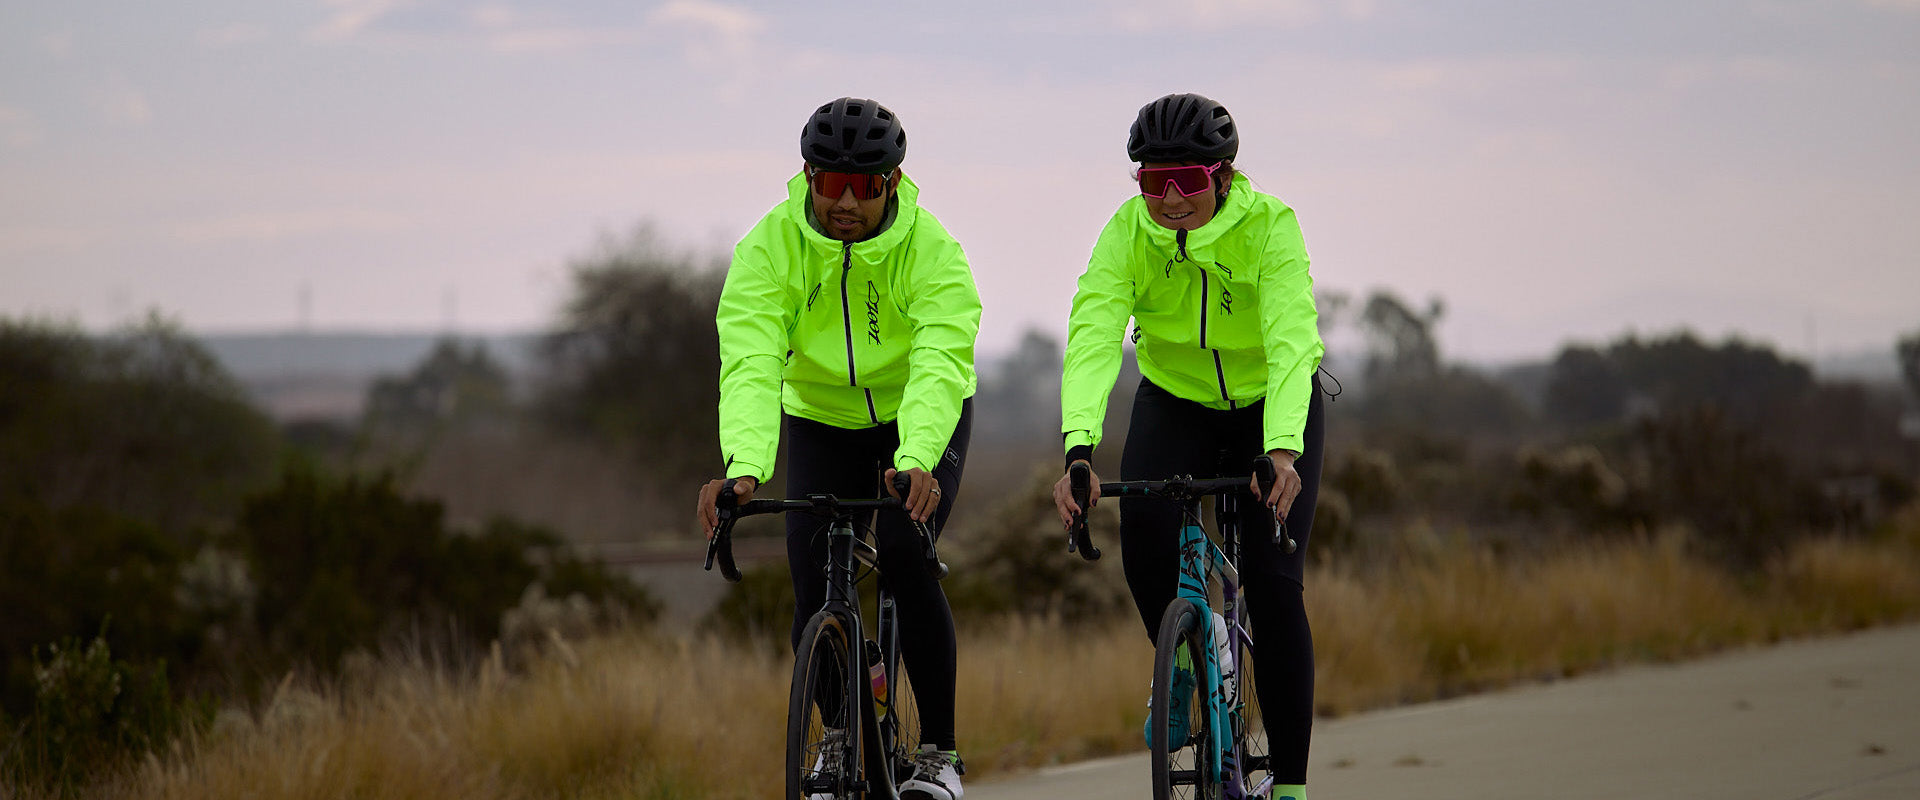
[1810,347,1902,385]
[201,331,540,379]
[196,331,1905,424]
[199,330,540,421]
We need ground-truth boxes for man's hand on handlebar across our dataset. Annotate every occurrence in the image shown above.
[696,475,758,540]
[1053,460,1102,530]
[883,466,941,523]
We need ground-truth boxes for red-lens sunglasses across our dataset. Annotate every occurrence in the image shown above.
[1134,162,1225,199]
[807,167,893,200]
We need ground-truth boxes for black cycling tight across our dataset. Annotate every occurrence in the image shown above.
[783,399,971,752]
[1118,376,1325,786]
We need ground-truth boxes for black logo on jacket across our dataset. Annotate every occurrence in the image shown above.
[866,281,882,345]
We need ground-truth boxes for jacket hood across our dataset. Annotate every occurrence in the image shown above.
[1126,171,1255,255]
[781,169,921,258]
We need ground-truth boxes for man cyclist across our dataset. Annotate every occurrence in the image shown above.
[696,96,978,800]
[1051,93,1327,800]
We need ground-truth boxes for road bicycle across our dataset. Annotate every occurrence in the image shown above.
[707,474,946,800]
[1069,456,1294,800]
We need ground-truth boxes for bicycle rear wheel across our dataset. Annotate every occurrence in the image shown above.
[1151,598,1220,800]
[789,609,862,800]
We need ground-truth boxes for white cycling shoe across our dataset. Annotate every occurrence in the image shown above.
[899,744,964,800]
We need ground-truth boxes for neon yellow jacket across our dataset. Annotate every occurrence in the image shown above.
[1061,172,1323,456]
[718,171,980,484]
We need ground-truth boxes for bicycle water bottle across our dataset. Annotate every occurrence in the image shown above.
[866,639,889,721]
[1210,612,1237,705]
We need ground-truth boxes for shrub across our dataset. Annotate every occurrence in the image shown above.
[1,633,210,795]
[231,463,656,676]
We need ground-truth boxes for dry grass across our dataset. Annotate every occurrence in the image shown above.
[955,616,1152,773]
[73,518,1920,799]
[1311,529,1766,715]
[113,636,791,800]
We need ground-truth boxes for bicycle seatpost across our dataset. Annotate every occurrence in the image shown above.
[892,471,949,580]
[1253,455,1298,554]
[1067,461,1101,561]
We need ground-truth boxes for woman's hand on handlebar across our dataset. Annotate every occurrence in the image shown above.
[696,475,758,540]
[1053,460,1102,530]
[884,466,941,523]
[1251,449,1302,520]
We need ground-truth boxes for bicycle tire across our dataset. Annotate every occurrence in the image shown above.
[1151,598,1221,800]
[1229,614,1271,798]
[789,610,862,800]
[882,652,922,782]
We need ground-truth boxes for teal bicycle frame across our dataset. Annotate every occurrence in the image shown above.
[1069,457,1293,799]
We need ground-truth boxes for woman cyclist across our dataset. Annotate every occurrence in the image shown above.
[696,97,978,800]
[1052,92,1326,800]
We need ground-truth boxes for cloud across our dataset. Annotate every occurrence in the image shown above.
[1111,0,1374,32]
[170,209,409,245]
[38,31,73,58]
[1862,0,1920,12]
[1657,56,1798,93]
[96,82,153,127]
[312,0,408,41]
[645,0,767,41]
[644,1,770,100]
[0,105,42,147]
[466,5,647,52]
[197,23,271,47]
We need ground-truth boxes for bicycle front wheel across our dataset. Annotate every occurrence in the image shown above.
[1151,598,1220,800]
[789,609,861,800]
[881,649,922,783]
[1230,612,1270,798]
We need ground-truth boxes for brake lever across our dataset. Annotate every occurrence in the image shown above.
[703,479,744,582]
[893,471,949,580]
[1067,461,1101,561]
[1253,455,1297,554]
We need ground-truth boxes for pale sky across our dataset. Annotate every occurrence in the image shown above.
[3,0,1917,363]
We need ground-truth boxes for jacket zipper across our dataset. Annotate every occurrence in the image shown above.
[836,243,881,424]
[1188,239,1235,409]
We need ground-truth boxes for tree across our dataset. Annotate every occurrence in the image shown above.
[363,337,514,435]
[1358,290,1443,380]
[1898,329,1920,407]
[0,314,278,533]
[1543,345,1629,429]
[538,225,727,484]
[973,329,1063,447]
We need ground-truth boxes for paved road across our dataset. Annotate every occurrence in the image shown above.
[969,623,1920,800]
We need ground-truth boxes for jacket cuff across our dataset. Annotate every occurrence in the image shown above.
[729,460,771,485]
[1065,444,1093,472]
[1261,435,1304,457]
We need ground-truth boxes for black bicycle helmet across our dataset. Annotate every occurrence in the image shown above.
[1127,93,1238,163]
[800,97,907,174]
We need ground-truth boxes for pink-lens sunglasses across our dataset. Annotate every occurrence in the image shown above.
[1134,162,1225,199]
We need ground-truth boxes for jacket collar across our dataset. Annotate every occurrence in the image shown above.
[1129,171,1253,256]
[784,169,919,258]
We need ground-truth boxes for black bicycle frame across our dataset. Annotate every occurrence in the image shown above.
[707,477,941,800]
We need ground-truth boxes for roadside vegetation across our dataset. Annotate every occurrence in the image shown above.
[34,509,1920,800]
[4,228,1918,797]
